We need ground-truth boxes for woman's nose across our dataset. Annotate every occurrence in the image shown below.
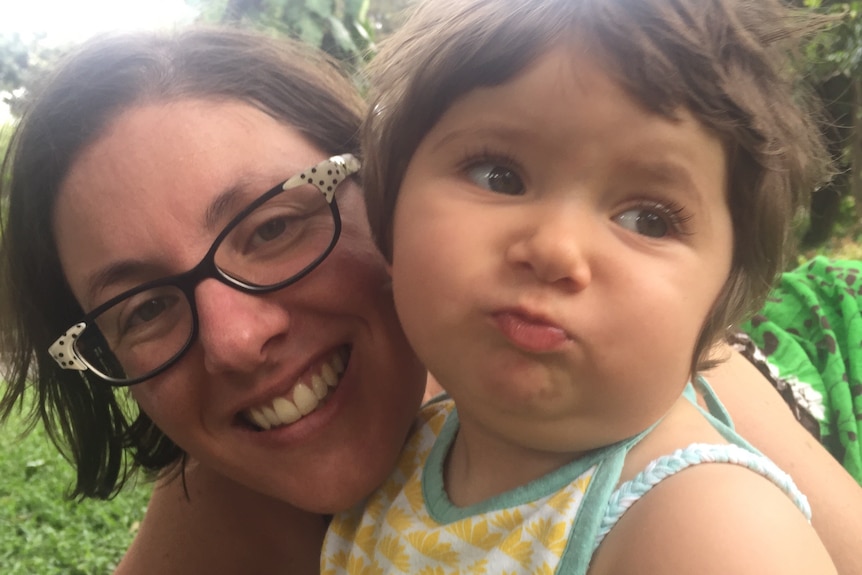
[505,207,592,290]
[194,279,290,375]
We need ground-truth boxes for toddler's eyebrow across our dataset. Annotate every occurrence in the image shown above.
[427,125,529,153]
[622,159,707,205]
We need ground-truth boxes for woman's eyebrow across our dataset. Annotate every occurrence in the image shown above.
[84,259,161,310]
[203,184,249,233]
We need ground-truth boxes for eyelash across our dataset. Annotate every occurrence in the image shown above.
[622,199,694,237]
[457,147,522,177]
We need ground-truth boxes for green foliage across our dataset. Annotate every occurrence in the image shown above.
[0,405,151,574]
[189,0,380,69]
[1,122,12,192]
[0,122,12,155]
[803,1,862,82]
[365,0,413,35]
[792,1,862,249]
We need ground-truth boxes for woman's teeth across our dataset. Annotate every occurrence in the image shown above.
[245,349,347,430]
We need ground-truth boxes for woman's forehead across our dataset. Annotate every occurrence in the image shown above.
[57,99,328,224]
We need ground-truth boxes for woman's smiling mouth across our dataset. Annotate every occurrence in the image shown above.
[244,347,349,430]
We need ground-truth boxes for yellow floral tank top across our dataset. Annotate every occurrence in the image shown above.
[321,390,809,575]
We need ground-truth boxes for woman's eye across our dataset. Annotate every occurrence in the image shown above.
[466,163,525,196]
[252,217,288,244]
[125,297,173,330]
[614,207,671,238]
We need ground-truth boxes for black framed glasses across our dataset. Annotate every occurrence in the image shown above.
[49,154,360,386]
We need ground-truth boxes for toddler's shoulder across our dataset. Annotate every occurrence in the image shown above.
[590,460,836,575]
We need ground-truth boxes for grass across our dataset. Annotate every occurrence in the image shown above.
[0,405,152,575]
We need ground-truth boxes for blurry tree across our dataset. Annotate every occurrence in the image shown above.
[365,0,413,36]
[797,0,862,246]
[186,0,413,70]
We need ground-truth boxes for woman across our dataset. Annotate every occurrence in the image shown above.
[0,28,426,573]
[0,26,859,575]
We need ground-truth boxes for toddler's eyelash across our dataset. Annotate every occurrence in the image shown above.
[456,147,521,173]
[636,199,694,236]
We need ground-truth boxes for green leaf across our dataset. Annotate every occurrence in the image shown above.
[279,0,304,22]
[345,0,370,20]
[298,13,326,47]
[24,459,45,480]
[328,15,358,52]
[305,0,333,18]
[352,18,372,43]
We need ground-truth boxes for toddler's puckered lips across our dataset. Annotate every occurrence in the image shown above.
[493,310,570,353]
[243,346,349,430]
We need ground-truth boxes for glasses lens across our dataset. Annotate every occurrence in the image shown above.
[214,181,336,287]
[77,285,193,382]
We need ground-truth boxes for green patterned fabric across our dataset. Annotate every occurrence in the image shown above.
[741,256,862,485]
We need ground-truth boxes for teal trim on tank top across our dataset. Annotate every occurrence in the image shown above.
[422,406,659,525]
[689,376,761,454]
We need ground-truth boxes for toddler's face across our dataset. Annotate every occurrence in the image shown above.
[390,45,733,456]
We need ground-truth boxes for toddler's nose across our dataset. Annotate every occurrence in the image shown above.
[506,206,592,291]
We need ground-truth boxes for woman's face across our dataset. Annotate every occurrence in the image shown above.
[52,99,425,513]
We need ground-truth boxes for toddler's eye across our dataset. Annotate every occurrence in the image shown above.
[466,163,525,196]
[614,208,671,238]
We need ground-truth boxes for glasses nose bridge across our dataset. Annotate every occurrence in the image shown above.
[181,243,261,301]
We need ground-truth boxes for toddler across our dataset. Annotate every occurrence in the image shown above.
[323,0,837,573]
